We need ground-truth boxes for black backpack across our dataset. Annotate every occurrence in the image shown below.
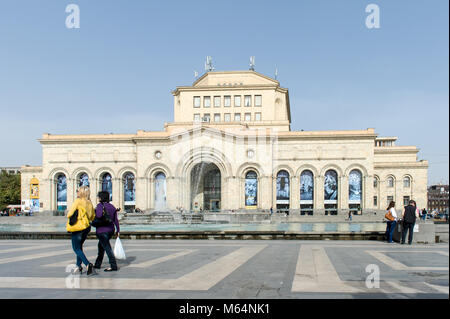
[403,205,417,224]
[91,203,113,227]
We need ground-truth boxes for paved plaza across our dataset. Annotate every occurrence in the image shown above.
[0,239,448,299]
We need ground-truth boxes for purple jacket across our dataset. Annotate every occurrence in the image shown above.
[95,202,120,234]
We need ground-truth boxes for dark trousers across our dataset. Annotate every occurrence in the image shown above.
[401,222,415,244]
[385,220,397,243]
[71,226,91,267]
[95,232,117,270]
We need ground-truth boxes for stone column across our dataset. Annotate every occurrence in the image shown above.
[315,175,324,210]
[112,177,120,209]
[291,175,300,210]
[340,175,348,210]
[135,176,146,211]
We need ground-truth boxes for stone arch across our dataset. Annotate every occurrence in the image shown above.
[71,167,93,180]
[145,163,172,180]
[273,165,295,178]
[94,167,116,180]
[320,164,343,177]
[344,164,368,177]
[296,164,319,178]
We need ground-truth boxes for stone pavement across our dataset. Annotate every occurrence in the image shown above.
[0,240,448,299]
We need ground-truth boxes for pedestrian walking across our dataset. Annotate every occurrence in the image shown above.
[401,200,420,245]
[384,201,398,243]
[66,186,96,275]
[421,208,427,221]
[348,211,352,221]
[270,207,273,215]
[93,191,120,272]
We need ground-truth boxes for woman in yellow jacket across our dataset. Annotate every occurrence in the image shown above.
[66,186,96,275]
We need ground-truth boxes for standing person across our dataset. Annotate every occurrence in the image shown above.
[348,211,353,221]
[401,200,420,245]
[93,191,120,272]
[270,207,273,215]
[385,201,397,243]
[66,186,95,275]
[421,208,427,221]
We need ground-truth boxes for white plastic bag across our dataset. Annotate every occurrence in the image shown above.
[413,224,419,233]
[113,237,126,260]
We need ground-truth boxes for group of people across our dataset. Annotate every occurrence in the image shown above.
[66,186,120,276]
[385,200,421,244]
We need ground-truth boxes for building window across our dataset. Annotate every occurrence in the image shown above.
[77,173,90,188]
[373,177,378,188]
[194,96,200,108]
[234,96,241,107]
[244,95,252,107]
[244,113,251,121]
[224,113,231,122]
[349,170,362,204]
[403,196,410,206]
[123,172,136,212]
[276,170,290,210]
[234,113,241,122]
[245,171,258,207]
[101,173,113,201]
[403,177,411,188]
[214,96,221,107]
[203,113,210,122]
[56,173,67,211]
[214,113,220,122]
[224,96,231,107]
[324,170,338,201]
[204,96,211,108]
[387,177,394,188]
[255,95,262,107]
[194,114,200,122]
[387,196,394,206]
[373,196,378,207]
[255,112,261,121]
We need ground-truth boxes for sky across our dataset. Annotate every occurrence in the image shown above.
[0,0,448,185]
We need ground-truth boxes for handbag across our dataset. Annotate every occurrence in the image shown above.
[91,203,113,227]
[385,210,395,222]
[69,209,78,226]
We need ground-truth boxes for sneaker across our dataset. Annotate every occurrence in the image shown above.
[104,268,118,272]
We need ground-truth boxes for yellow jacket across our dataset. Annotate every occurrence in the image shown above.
[66,198,95,232]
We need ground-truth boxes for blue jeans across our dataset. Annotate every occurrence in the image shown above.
[385,220,397,243]
[95,232,117,270]
[71,226,91,267]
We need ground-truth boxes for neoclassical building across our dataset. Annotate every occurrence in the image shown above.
[21,70,428,214]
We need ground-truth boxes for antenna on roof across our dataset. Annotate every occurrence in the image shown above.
[249,56,255,71]
[275,68,278,80]
[205,56,214,72]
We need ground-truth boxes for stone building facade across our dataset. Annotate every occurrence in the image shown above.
[20,71,429,214]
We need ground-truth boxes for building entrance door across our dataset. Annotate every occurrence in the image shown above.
[190,162,221,212]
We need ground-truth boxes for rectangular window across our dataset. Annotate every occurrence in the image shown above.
[203,113,210,122]
[373,196,378,207]
[387,196,394,206]
[373,178,378,188]
[194,96,200,108]
[255,112,261,121]
[224,96,231,107]
[255,95,262,107]
[403,178,411,188]
[214,96,221,107]
[194,114,200,122]
[214,113,220,122]
[244,95,252,107]
[224,113,231,122]
[204,96,211,108]
[244,113,251,121]
[403,196,410,206]
[234,95,241,107]
[234,113,241,122]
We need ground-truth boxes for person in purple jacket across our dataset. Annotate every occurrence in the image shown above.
[93,191,120,271]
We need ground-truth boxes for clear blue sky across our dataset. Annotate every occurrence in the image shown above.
[0,0,448,185]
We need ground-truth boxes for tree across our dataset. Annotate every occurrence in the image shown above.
[0,171,21,211]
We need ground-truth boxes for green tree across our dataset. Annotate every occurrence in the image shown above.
[0,171,21,211]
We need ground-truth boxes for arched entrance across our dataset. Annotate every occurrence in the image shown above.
[190,162,221,212]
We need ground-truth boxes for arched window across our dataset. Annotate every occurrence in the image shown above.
[245,171,258,207]
[403,176,411,188]
[300,170,314,201]
[77,173,90,188]
[154,172,167,210]
[387,176,395,188]
[276,170,290,206]
[56,173,67,211]
[324,170,338,201]
[101,173,113,200]
[373,176,379,188]
[349,170,363,203]
[123,172,135,210]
